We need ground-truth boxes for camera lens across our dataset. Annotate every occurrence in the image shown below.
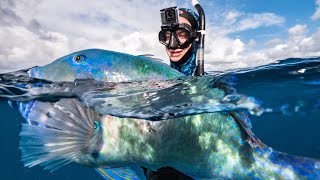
[165,9,175,22]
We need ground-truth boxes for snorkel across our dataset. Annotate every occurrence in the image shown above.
[192,0,206,76]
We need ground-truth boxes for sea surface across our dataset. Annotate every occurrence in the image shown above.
[0,57,319,179]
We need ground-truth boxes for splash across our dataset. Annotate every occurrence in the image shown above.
[1,57,320,120]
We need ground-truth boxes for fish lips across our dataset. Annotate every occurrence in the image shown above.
[28,67,41,79]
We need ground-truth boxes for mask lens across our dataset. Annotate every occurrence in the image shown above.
[175,28,189,45]
[159,25,192,49]
[159,30,172,46]
[164,31,171,45]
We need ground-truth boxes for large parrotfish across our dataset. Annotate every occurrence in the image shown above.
[14,49,320,179]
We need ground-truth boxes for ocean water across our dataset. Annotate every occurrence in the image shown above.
[0,57,319,179]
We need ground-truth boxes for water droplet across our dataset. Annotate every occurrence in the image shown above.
[264,108,273,112]
[315,162,320,169]
[297,69,306,73]
[222,94,241,103]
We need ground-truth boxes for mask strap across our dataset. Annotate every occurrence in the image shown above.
[178,9,198,31]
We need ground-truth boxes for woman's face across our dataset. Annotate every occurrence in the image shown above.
[166,16,192,62]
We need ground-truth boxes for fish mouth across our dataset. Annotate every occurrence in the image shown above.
[27,67,39,78]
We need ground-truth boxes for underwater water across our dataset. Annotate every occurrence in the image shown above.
[0,57,319,179]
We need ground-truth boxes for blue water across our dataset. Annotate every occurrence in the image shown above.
[0,57,319,179]
[232,58,320,159]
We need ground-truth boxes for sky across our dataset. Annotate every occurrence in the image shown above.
[0,0,320,73]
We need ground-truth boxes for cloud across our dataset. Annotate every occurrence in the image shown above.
[288,24,307,36]
[204,24,320,71]
[215,9,285,34]
[0,0,288,73]
[0,0,23,26]
[248,39,257,47]
[262,24,320,60]
[264,38,283,46]
[0,26,69,72]
[0,0,175,73]
[234,13,285,32]
[224,10,241,24]
[311,0,320,20]
[202,9,285,71]
[0,0,319,74]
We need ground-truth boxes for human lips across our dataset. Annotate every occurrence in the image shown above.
[169,49,183,57]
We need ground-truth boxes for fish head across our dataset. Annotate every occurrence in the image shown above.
[28,49,106,82]
[28,49,181,82]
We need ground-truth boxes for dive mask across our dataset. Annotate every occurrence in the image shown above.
[159,23,197,49]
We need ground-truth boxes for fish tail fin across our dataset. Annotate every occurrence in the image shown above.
[19,99,103,172]
[254,148,320,179]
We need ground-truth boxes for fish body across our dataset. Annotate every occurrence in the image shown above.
[99,109,320,179]
[21,99,320,180]
[12,49,320,179]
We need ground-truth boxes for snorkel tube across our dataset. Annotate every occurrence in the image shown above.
[192,0,205,76]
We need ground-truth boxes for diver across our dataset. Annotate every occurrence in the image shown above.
[143,6,202,180]
[144,2,264,179]
[158,6,202,76]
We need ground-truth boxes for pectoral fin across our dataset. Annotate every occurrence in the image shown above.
[96,165,146,180]
[19,99,103,172]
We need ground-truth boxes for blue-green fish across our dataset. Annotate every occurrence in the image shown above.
[16,49,320,179]
[28,49,181,82]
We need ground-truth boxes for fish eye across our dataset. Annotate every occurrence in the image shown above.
[91,151,99,159]
[73,55,86,63]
